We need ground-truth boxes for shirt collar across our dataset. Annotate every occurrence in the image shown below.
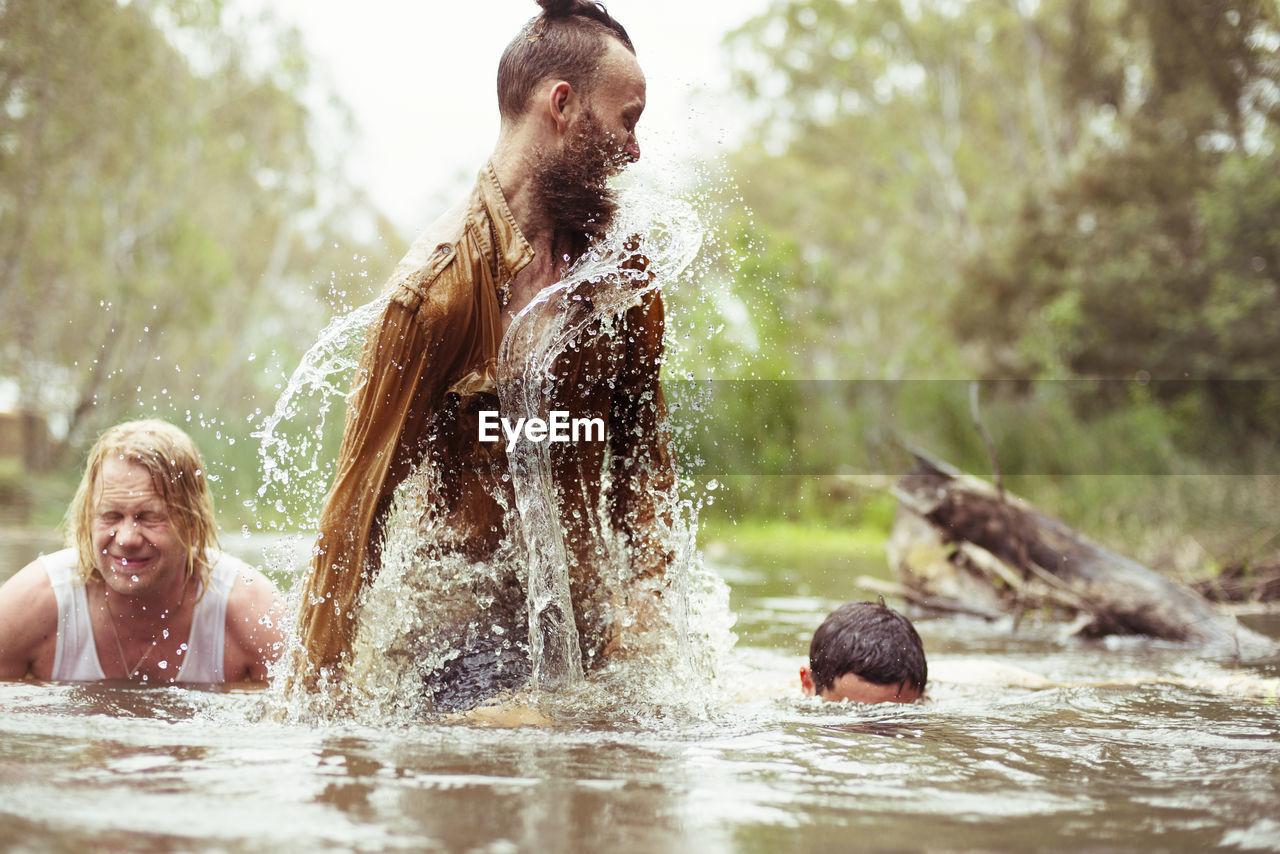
[478,160,535,281]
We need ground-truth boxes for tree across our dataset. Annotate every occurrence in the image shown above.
[723,0,1090,382]
[952,1,1280,441]
[722,0,1280,450]
[710,0,1280,544]
[0,0,394,509]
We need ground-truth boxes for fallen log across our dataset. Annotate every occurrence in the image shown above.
[889,453,1274,655]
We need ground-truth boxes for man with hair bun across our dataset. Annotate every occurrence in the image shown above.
[0,419,285,684]
[295,1,672,702]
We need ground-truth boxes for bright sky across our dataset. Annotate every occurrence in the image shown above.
[240,0,772,235]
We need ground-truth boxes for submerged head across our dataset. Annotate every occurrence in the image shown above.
[497,1,645,240]
[800,601,928,705]
[65,419,218,594]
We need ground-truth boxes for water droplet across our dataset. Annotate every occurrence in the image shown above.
[158,661,168,669]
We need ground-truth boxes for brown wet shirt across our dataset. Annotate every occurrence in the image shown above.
[295,163,673,679]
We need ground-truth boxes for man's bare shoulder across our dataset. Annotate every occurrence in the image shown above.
[221,557,282,627]
[0,557,59,614]
[0,557,61,679]
[221,556,285,680]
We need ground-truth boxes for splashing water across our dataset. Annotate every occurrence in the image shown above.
[498,191,703,690]
[252,295,390,534]
[259,173,735,723]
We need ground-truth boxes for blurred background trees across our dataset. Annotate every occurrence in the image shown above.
[1,0,1276,578]
[0,0,395,522]
[690,0,1280,569]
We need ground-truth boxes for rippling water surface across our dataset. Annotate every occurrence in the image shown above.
[2,534,1278,853]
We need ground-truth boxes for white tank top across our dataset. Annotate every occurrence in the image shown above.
[41,548,242,683]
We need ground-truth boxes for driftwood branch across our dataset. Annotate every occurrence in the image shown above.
[854,575,1005,620]
[889,452,1274,654]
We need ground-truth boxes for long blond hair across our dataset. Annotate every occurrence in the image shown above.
[64,420,219,587]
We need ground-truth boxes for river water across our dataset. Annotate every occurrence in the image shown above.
[5,162,1279,852]
[1,531,1277,853]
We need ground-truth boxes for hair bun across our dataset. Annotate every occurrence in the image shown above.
[537,0,585,16]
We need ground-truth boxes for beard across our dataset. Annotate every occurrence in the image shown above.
[532,110,628,245]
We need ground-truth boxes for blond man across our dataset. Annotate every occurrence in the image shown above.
[0,420,284,684]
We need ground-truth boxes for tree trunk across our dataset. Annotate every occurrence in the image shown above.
[889,453,1273,655]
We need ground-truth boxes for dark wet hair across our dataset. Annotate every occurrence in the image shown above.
[809,601,928,694]
[497,0,635,121]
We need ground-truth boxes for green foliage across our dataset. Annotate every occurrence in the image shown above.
[952,1,1280,440]
[701,513,888,561]
[0,0,396,521]
[0,460,26,525]
[0,457,77,527]
[716,0,1280,568]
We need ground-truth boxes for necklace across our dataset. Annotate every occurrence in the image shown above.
[102,581,188,680]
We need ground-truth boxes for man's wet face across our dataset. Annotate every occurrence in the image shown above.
[821,672,923,705]
[800,665,924,705]
[533,108,628,242]
[91,458,187,598]
[532,36,646,246]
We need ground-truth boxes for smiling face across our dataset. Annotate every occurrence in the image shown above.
[90,458,189,599]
